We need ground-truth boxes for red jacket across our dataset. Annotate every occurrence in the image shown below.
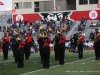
[96,32,100,41]
[79,36,85,43]
[19,41,25,48]
[3,37,9,43]
[28,36,32,43]
[44,38,51,46]
[25,36,32,44]
[60,35,66,43]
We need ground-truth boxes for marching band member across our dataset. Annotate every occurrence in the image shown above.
[42,32,51,69]
[77,33,85,59]
[95,28,100,60]
[24,33,31,60]
[37,32,44,64]
[54,29,66,65]
[38,32,51,69]
[17,36,25,68]
[3,32,9,60]
[53,34,59,61]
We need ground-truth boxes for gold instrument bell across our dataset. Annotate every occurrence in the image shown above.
[17,36,22,40]
[57,29,61,33]
[43,32,47,36]
[14,30,18,34]
[77,40,79,45]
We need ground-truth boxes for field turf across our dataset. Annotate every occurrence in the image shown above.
[0,50,100,75]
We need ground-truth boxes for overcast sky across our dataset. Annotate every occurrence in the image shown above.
[0,0,12,11]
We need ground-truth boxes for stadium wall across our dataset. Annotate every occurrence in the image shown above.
[13,10,100,23]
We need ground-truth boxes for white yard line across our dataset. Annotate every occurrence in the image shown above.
[20,56,95,75]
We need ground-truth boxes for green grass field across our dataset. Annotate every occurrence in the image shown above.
[0,50,100,75]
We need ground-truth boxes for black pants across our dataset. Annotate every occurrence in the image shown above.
[96,41,100,59]
[14,47,18,63]
[18,47,24,68]
[78,42,83,58]
[12,43,15,57]
[42,46,50,68]
[3,43,9,59]
[57,43,65,64]
[39,47,43,63]
[54,44,59,60]
[24,43,30,59]
[94,42,96,56]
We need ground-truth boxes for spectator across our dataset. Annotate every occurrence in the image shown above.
[63,17,67,24]
[82,16,85,24]
[7,18,10,24]
[59,17,62,25]
[82,31,85,37]
[90,21,93,27]
[3,26,6,32]
[30,21,32,26]
[24,20,28,25]
[62,25,66,32]
[93,22,96,27]
[32,29,35,36]
[70,20,73,25]
[96,22,99,27]
[22,20,24,24]
[67,24,70,31]
[7,25,10,32]
[78,24,81,31]
[89,31,94,40]
[52,25,55,31]
[48,27,52,33]
[0,26,1,31]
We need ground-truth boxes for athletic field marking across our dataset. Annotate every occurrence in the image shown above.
[20,56,94,75]
[92,60,95,61]
[81,62,85,64]
[98,63,100,64]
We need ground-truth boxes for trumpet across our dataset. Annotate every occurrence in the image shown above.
[39,32,47,37]
[57,29,61,34]
[14,29,18,34]
[17,36,22,41]
[77,40,79,45]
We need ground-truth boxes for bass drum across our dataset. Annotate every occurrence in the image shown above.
[30,45,38,53]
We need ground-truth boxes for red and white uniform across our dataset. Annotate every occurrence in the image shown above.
[3,37,9,43]
[60,35,66,43]
[96,32,100,41]
[44,38,51,46]
[19,41,25,48]
[25,36,32,44]
[79,35,85,43]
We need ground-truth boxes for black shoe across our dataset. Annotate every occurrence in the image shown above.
[18,66,21,68]
[25,59,29,60]
[21,66,24,68]
[96,58,99,60]
[54,59,58,61]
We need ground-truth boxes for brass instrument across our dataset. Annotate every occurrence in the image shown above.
[1,35,4,47]
[17,36,22,41]
[14,29,18,34]
[53,40,56,46]
[77,40,79,45]
[57,29,61,34]
[94,31,97,43]
[39,32,47,37]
